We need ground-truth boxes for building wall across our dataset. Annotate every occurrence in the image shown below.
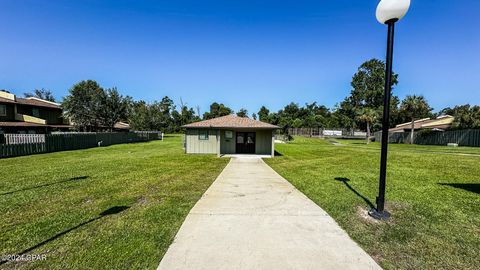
[255,130,273,155]
[185,129,218,154]
[0,103,16,121]
[220,130,236,154]
[219,129,273,155]
[186,128,274,155]
[16,105,63,124]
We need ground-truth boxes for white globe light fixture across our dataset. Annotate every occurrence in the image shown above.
[369,0,410,221]
[376,0,411,24]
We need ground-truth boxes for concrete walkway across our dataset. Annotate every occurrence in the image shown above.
[158,158,381,270]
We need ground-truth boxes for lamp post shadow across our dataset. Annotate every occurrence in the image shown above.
[439,183,480,194]
[335,177,375,209]
[0,176,89,196]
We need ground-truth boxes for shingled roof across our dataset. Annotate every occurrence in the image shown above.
[182,115,279,129]
[389,115,454,132]
[0,95,61,109]
[16,97,61,109]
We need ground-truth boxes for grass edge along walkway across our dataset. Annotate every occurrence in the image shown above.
[265,136,480,270]
[0,135,229,270]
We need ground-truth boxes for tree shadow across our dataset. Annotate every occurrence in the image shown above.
[335,177,375,209]
[438,183,480,194]
[0,176,89,196]
[274,150,283,157]
[0,206,130,266]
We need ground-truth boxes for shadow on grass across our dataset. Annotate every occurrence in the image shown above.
[335,177,375,209]
[439,183,480,194]
[0,176,89,196]
[0,206,130,266]
[274,150,283,157]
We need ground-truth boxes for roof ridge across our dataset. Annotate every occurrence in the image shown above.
[182,114,279,129]
[23,96,60,106]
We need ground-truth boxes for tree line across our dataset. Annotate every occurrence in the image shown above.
[24,59,479,133]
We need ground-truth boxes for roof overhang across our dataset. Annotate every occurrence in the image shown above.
[183,126,279,130]
[0,122,72,128]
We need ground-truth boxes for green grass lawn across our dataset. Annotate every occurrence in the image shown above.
[266,137,480,270]
[336,138,480,155]
[0,135,228,270]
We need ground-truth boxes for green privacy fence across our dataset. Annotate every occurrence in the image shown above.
[0,131,162,159]
[374,132,414,144]
[374,129,480,147]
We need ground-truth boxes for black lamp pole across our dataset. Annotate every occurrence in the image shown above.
[369,18,398,220]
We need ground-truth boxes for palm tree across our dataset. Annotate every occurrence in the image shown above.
[399,95,433,144]
[356,108,378,144]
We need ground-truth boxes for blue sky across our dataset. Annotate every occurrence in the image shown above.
[0,0,479,114]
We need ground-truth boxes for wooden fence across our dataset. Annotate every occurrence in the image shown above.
[4,134,46,144]
[374,129,480,147]
[0,131,162,159]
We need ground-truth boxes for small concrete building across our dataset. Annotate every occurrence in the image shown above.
[182,115,279,157]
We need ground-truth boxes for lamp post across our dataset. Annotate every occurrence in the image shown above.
[368,0,410,221]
